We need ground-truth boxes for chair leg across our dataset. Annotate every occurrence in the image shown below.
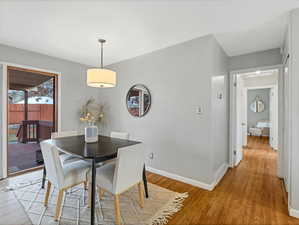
[41,167,47,189]
[54,189,64,221]
[88,182,92,208]
[99,188,105,200]
[114,194,121,225]
[143,165,149,198]
[44,181,51,206]
[83,181,87,190]
[138,182,144,208]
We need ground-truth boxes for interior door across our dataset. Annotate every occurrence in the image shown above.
[241,88,247,147]
[269,87,278,149]
[269,88,274,147]
[283,61,290,192]
[235,76,244,166]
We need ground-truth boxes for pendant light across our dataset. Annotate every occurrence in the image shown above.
[87,39,116,88]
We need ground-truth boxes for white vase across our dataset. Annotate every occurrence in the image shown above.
[85,125,98,143]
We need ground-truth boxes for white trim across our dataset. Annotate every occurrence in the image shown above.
[230,64,283,75]
[147,166,213,190]
[289,13,295,213]
[0,62,62,178]
[2,65,7,179]
[229,73,237,167]
[245,84,279,150]
[277,66,284,179]
[146,163,228,191]
[289,207,299,219]
[0,61,61,75]
[245,85,277,90]
[57,72,62,132]
[211,163,229,188]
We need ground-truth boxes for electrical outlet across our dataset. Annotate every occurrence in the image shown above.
[149,152,154,160]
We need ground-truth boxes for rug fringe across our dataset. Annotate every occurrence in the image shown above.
[148,192,188,225]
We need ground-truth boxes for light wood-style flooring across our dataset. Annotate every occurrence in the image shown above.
[147,136,298,225]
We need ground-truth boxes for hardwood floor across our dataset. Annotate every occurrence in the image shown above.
[0,136,296,225]
[147,136,298,225]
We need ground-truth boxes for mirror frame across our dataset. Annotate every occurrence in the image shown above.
[250,97,265,113]
[126,84,151,117]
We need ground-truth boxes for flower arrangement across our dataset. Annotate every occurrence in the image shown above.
[80,98,104,126]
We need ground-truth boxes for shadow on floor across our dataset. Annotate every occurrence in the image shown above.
[8,142,43,174]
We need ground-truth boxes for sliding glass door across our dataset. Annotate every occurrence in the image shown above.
[7,66,58,175]
[0,64,3,179]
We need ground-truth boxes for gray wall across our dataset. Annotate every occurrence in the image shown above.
[247,89,270,134]
[99,35,229,185]
[0,44,99,131]
[0,44,99,178]
[229,48,282,71]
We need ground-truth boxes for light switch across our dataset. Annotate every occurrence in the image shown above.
[217,93,223,99]
[196,106,203,115]
[149,152,154,160]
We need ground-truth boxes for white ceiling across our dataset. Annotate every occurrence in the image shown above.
[0,1,299,66]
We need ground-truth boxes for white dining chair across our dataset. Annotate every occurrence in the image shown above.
[42,131,84,189]
[110,131,130,140]
[88,144,145,225]
[107,131,148,199]
[51,131,83,163]
[41,141,90,221]
[96,131,130,168]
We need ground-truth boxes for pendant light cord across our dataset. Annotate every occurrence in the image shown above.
[100,42,103,68]
[98,39,106,68]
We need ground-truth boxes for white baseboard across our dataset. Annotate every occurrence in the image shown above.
[146,163,228,191]
[212,163,229,188]
[289,207,299,219]
[146,166,213,190]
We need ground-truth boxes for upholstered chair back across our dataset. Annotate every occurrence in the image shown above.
[51,130,80,139]
[110,131,130,140]
[113,144,144,194]
[40,141,64,188]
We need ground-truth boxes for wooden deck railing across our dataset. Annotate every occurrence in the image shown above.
[8,104,53,125]
[17,120,53,143]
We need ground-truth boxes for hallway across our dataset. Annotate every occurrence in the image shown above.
[148,136,297,225]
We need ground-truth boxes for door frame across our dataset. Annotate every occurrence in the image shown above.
[229,64,283,176]
[234,75,246,166]
[241,82,247,147]
[1,62,62,179]
[245,85,278,148]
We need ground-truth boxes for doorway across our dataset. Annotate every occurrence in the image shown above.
[7,66,58,175]
[230,67,280,168]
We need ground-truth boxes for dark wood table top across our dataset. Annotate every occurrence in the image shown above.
[45,135,141,162]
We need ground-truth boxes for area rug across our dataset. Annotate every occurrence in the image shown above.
[12,181,188,225]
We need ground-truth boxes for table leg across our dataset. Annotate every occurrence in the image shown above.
[143,165,149,198]
[91,159,96,225]
[41,167,46,189]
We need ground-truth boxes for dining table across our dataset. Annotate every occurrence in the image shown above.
[48,134,149,225]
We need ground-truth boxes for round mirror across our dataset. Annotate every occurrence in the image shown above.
[250,99,265,113]
[126,84,151,117]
